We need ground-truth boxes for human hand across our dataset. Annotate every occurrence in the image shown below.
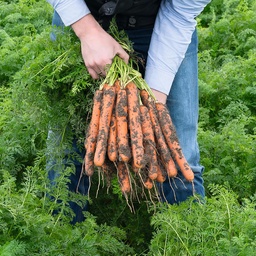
[72,14,129,79]
[151,88,167,104]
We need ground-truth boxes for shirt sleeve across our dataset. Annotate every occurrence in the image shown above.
[144,0,211,95]
[47,0,91,26]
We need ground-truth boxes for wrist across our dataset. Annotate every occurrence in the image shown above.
[151,89,167,104]
[71,14,101,40]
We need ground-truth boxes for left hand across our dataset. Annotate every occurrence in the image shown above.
[151,88,167,104]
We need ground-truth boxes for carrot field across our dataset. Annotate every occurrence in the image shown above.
[0,0,256,255]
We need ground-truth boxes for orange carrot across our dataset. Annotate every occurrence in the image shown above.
[147,101,177,178]
[115,88,131,162]
[114,79,121,92]
[84,153,95,177]
[140,89,149,106]
[144,177,153,190]
[155,102,194,182]
[94,84,116,167]
[156,161,166,183]
[101,157,116,178]
[126,82,145,168]
[131,161,140,173]
[84,90,102,151]
[107,112,118,162]
[84,90,103,176]
[117,161,131,193]
[139,105,158,180]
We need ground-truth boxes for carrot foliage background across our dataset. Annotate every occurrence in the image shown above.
[0,0,256,255]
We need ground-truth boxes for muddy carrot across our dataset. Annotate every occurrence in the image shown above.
[140,89,149,107]
[144,177,153,190]
[155,102,194,182]
[94,84,116,167]
[156,161,166,183]
[107,112,118,162]
[117,161,131,194]
[126,82,145,168]
[131,161,140,173]
[84,90,102,151]
[147,101,177,178]
[84,90,103,176]
[115,88,131,162]
[139,105,158,180]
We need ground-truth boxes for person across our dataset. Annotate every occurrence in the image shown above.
[46,0,211,222]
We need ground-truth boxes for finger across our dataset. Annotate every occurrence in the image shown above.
[96,66,106,77]
[116,48,129,64]
[87,67,99,80]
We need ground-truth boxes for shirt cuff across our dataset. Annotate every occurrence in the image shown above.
[52,0,91,26]
[144,65,175,95]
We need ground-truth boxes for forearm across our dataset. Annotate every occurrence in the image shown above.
[145,0,211,96]
[71,14,102,40]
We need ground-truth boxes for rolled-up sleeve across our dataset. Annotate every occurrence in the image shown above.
[145,0,211,95]
[47,0,90,26]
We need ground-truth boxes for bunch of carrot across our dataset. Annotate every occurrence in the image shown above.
[83,56,194,203]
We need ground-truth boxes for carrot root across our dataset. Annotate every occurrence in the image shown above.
[155,102,194,182]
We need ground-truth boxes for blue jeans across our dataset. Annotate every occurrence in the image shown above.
[127,28,205,203]
[49,12,204,215]
[164,30,205,203]
[46,129,89,224]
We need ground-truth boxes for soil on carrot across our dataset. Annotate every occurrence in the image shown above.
[155,103,178,144]
[116,92,128,117]
[117,143,132,161]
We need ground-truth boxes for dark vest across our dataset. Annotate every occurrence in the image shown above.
[85,0,161,29]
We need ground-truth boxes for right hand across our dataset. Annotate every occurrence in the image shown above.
[72,14,129,79]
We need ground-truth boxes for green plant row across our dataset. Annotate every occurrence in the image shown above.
[1,0,256,254]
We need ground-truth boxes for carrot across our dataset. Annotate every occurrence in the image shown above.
[147,101,177,178]
[101,157,116,178]
[114,79,121,92]
[117,161,131,193]
[126,82,145,168]
[107,112,118,162]
[144,177,153,190]
[84,152,95,177]
[84,90,102,151]
[140,89,149,107]
[131,161,140,173]
[94,84,116,167]
[115,88,132,162]
[139,105,157,180]
[84,90,103,176]
[155,102,194,182]
[156,161,166,183]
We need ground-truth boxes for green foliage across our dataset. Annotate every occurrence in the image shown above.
[198,0,256,60]
[198,117,256,199]
[197,0,256,199]
[0,0,53,85]
[89,175,154,254]
[0,167,134,255]
[1,0,256,254]
[0,1,97,177]
[198,50,256,123]
[148,185,256,255]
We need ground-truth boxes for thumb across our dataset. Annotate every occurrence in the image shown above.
[116,47,129,64]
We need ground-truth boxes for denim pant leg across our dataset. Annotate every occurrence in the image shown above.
[126,28,205,204]
[47,12,89,223]
[160,30,205,204]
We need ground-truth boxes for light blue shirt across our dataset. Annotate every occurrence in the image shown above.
[47,0,211,94]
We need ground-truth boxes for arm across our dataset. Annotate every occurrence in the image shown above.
[145,0,211,103]
[47,0,90,26]
[47,0,129,79]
